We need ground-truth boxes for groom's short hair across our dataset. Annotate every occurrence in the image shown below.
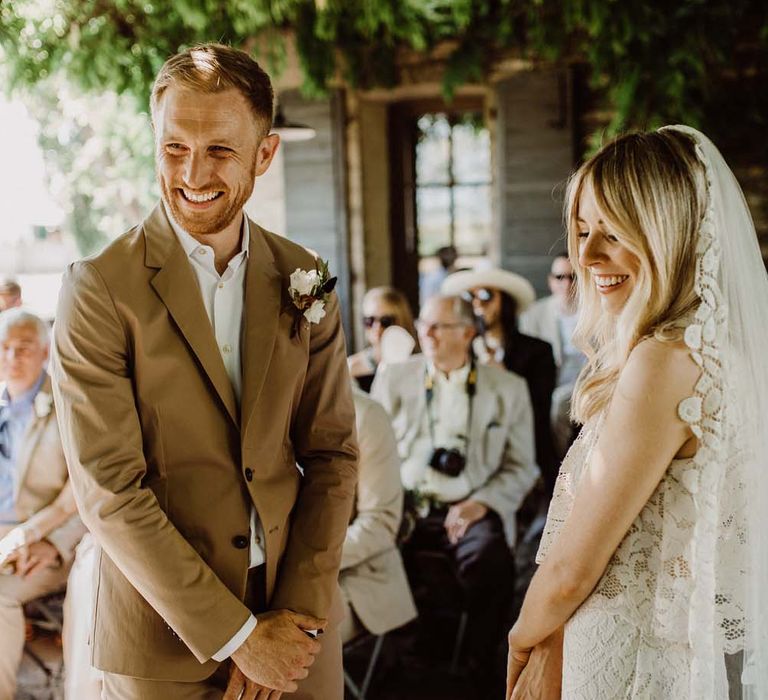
[151,43,274,135]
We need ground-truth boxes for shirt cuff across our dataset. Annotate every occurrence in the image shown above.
[211,615,258,661]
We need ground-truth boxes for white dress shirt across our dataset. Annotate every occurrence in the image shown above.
[418,363,473,502]
[168,209,261,660]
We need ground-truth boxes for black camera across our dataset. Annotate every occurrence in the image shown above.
[429,447,467,477]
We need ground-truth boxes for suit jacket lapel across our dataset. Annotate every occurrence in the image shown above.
[144,204,238,426]
[470,368,496,463]
[240,219,282,436]
[12,375,51,500]
[14,417,47,500]
[406,358,430,446]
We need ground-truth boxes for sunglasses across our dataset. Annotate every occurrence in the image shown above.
[460,288,495,304]
[363,315,397,329]
[551,273,575,281]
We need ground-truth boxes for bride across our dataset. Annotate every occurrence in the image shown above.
[506,126,768,699]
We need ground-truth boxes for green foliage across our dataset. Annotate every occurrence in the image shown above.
[2,0,767,153]
[17,77,157,255]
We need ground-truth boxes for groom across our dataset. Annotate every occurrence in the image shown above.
[51,44,358,699]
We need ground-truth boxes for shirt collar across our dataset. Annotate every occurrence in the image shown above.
[166,204,250,263]
[0,371,46,410]
[427,361,471,386]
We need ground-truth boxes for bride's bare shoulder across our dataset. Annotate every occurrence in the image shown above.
[618,337,699,403]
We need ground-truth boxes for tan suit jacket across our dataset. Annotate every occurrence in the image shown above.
[51,204,359,681]
[1,374,84,564]
[339,390,416,636]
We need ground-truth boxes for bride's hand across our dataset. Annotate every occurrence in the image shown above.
[509,627,564,700]
[505,642,531,700]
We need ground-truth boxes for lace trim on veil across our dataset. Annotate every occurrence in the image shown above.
[676,131,747,695]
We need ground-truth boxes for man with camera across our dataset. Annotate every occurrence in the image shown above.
[371,294,538,696]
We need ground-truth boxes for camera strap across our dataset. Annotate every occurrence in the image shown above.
[424,359,477,454]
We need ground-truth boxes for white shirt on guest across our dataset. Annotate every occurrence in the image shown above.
[167,207,262,660]
[414,362,473,503]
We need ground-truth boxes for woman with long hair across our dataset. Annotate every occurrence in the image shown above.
[506,127,768,699]
[348,286,419,392]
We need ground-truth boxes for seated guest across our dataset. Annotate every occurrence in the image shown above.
[371,295,538,694]
[339,386,417,643]
[348,287,419,392]
[442,269,558,494]
[0,308,85,698]
[0,279,22,312]
[520,252,586,459]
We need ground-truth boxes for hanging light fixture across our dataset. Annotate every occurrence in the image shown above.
[272,103,316,143]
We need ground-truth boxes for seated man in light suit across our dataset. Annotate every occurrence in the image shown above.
[339,386,417,644]
[0,308,85,698]
[371,295,538,695]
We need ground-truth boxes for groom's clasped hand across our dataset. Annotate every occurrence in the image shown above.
[223,609,327,699]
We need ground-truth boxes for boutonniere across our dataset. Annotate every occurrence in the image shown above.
[287,259,337,338]
[33,391,53,419]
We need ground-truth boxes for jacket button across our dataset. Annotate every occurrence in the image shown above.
[244,468,253,482]
[232,535,249,549]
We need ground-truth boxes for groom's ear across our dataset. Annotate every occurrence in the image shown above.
[254,133,280,177]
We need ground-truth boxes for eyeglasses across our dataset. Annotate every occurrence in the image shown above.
[550,273,575,282]
[363,315,397,329]
[415,320,467,334]
[460,288,495,304]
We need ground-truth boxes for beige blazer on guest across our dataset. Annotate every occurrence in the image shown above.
[339,389,417,636]
[51,204,359,681]
[372,357,539,547]
[2,374,84,564]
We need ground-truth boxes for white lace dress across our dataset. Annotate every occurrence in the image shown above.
[537,409,745,699]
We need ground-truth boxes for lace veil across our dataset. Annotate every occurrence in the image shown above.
[662,126,768,698]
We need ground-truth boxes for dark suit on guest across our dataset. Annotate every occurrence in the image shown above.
[499,331,558,494]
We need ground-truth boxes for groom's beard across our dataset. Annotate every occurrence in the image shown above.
[158,158,257,236]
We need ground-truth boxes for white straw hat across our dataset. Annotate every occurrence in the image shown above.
[440,268,536,313]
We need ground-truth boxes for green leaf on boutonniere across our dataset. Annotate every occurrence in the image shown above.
[321,276,337,294]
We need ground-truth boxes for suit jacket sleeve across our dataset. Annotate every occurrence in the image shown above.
[51,261,251,663]
[270,291,359,617]
[341,397,403,571]
[472,379,539,520]
[29,481,86,566]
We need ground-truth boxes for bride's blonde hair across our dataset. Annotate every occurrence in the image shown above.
[568,130,707,423]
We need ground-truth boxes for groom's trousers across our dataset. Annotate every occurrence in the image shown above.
[101,565,345,699]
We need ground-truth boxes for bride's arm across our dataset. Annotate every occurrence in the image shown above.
[507,340,698,672]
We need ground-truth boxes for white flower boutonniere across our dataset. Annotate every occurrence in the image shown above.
[287,259,337,338]
[33,391,53,419]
